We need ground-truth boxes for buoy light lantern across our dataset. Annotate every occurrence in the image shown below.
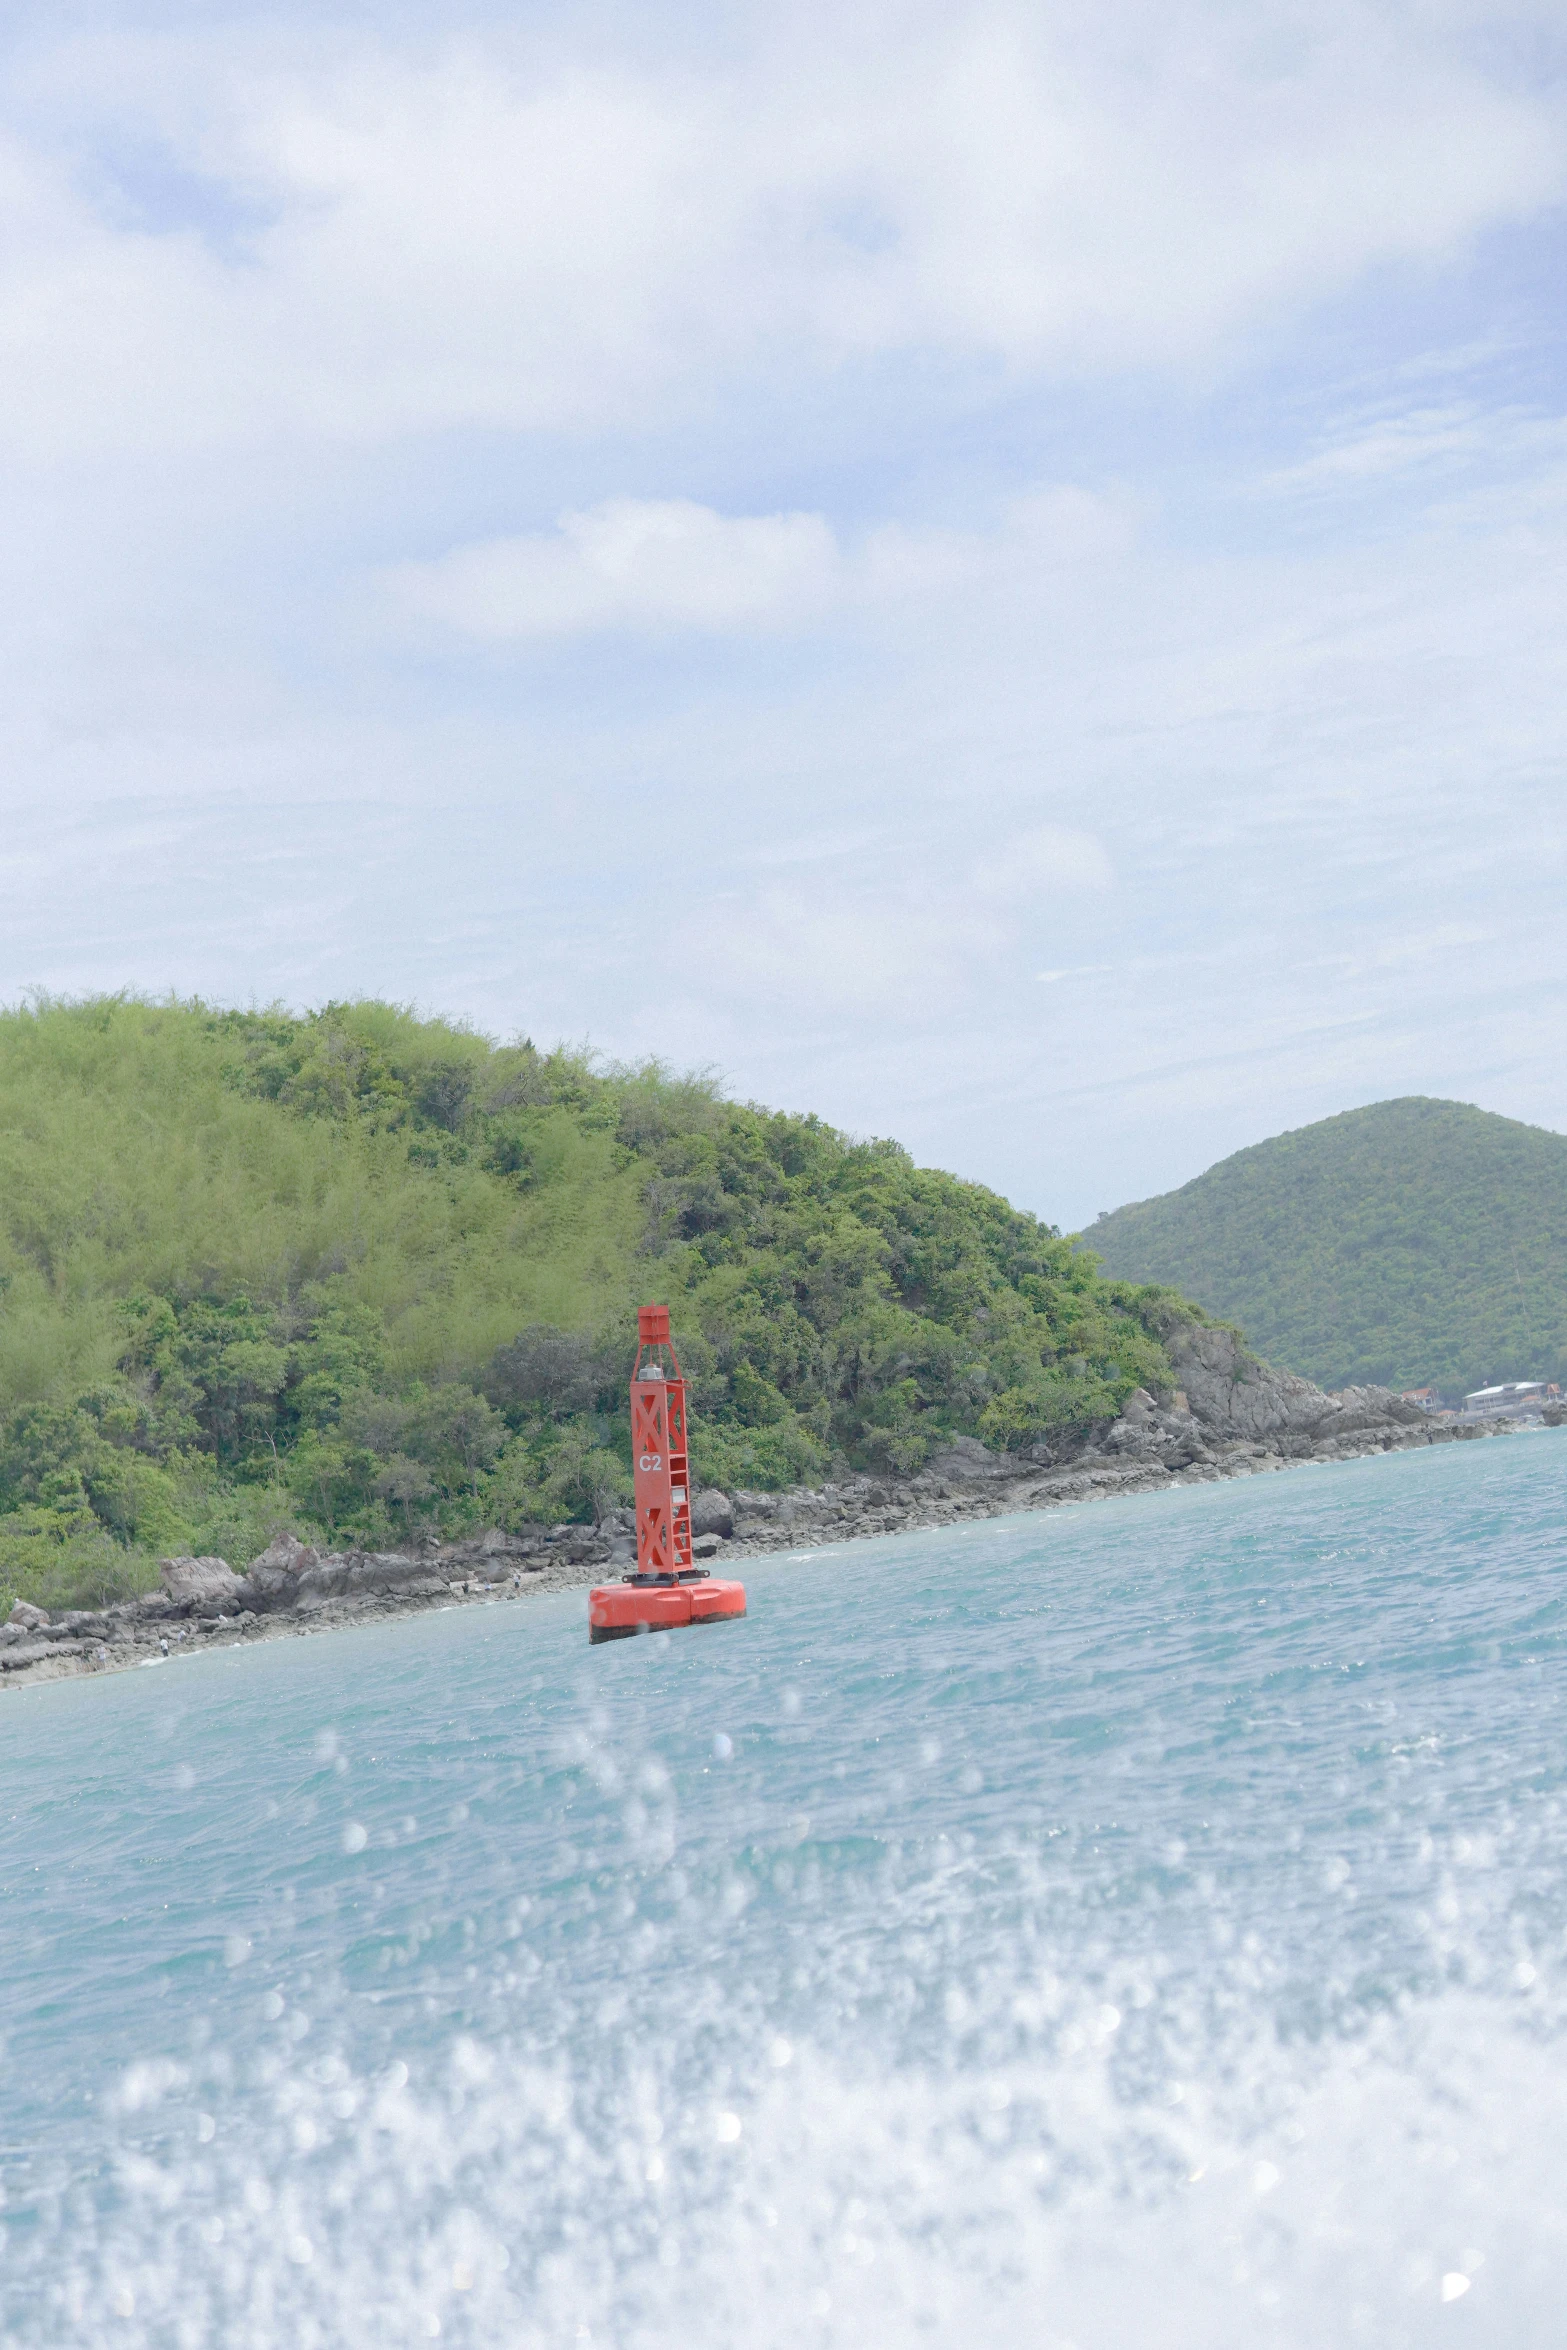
[588,1306,748,1643]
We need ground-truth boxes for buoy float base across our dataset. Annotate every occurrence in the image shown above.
[588,1572,747,1644]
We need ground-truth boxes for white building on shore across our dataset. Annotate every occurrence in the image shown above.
[1462,1380,1559,1415]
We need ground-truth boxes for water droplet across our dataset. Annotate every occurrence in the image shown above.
[223,1934,251,1968]
[712,1734,733,1761]
[1253,2161,1281,2195]
[715,2110,742,2142]
[342,1821,368,1854]
[769,2037,793,2068]
[1440,2274,1471,2302]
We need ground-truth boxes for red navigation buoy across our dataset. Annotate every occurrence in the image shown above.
[588,1306,748,1644]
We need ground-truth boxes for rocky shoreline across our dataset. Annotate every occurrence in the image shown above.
[1,1324,1544,1691]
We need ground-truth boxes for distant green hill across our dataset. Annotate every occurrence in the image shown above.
[0,996,1190,1612]
[1085,1097,1567,1398]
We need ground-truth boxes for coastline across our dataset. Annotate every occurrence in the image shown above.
[1,1401,1541,1695]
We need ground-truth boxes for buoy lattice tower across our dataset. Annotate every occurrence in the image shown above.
[587,1306,748,1644]
[630,1303,692,1576]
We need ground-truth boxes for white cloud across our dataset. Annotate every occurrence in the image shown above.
[0,2,1565,1234]
[971,826,1114,900]
[389,499,839,639]
[0,4,1562,457]
[387,485,1141,641]
[692,823,1116,1021]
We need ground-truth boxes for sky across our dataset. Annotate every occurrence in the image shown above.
[1,0,1564,1231]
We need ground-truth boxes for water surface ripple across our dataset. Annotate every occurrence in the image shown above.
[3,1436,1565,2345]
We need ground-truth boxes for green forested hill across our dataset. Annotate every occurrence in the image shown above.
[1086,1097,1567,1398]
[0,997,1188,1610]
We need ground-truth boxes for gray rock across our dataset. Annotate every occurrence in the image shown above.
[294,1551,455,1609]
[1166,1325,1324,1445]
[691,1532,724,1560]
[1165,1325,1422,1452]
[7,1599,48,1631]
[242,1534,320,1610]
[1101,1409,1210,1469]
[1311,1384,1428,1439]
[160,1556,248,1612]
[441,1526,546,1565]
[690,1489,734,1537]
[926,1435,1012,1480]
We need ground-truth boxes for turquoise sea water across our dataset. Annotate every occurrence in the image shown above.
[3,1434,1565,2347]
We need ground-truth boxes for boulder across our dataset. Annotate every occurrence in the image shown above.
[242,1534,319,1609]
[7,1599,49,1631]
[926,1435,1012,1481]
[1165,1324,1422,1452]
[1309,1385,1428,1443]
[441,1526,546,1565]
[1101,1407,1209,1469]
[160,1556,249,1613]
[294,1551,452,1609]
[691,1532,724,1560]
[1166,1324,1327,1446]
[690,1489,734,1538]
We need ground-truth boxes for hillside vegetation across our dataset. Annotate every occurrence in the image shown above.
[0,996,1191,1613]
[1087,1097,1567,1398]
